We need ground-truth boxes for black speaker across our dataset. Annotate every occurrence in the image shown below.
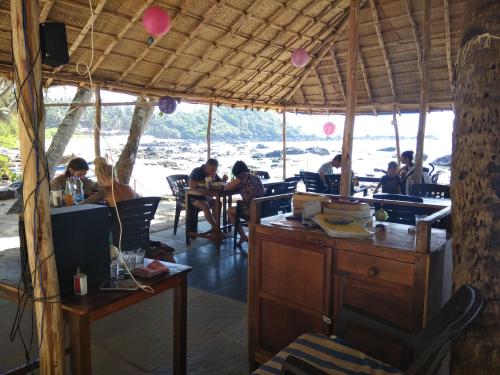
[39,22,69,68]
[51,204,110,296]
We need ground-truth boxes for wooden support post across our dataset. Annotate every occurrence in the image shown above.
[414,0,431,184]
[94,86,102,157]
[392,106,401,165]
[11,0,65,373]
[340,0,359,196]
[206,102,213,160]
[282,111,286,180]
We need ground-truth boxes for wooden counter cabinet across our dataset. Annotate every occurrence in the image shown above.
[248,210,451,371]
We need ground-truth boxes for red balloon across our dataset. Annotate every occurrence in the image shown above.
[291,48,309,68]
[143,6,171,37]
[323,122,336,136]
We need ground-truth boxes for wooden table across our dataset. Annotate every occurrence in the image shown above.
[185,187,234,250]
[0,260,191,375]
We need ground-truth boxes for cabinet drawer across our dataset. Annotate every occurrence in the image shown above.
[337,250,414,287]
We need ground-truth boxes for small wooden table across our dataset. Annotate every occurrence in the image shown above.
[0,260,191,375]
[185,187,234,250]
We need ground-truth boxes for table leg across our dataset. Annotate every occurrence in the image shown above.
[173,275,187,375]
[185,193,191,245]
[222,195,227,231]
[214,196,222,250]
[68,313,91,375]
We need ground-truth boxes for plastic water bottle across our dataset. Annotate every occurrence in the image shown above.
[74,178,84,203]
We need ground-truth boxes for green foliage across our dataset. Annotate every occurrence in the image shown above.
[0,117,18,149]
[0,154,17,181]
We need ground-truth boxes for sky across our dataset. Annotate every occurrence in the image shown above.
[46,86,454,139]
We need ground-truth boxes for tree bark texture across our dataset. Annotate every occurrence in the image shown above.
[116,98,154,184]
[451,0,500,373]
[46,87,92,176]
[11,0,65,373]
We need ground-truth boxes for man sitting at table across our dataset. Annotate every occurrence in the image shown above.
[318,154,342,177]
[189,159,228,232]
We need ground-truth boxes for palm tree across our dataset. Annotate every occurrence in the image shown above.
[451,0,500,372]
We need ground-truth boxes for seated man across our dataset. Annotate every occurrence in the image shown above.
[188,159,227,232]
[318,154,342,178]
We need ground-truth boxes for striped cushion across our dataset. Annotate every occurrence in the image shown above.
[253,333,402,375]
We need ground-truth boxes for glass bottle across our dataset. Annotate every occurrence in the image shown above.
[64,179,74,206]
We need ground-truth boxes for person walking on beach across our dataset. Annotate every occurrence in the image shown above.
[188,159,228,232]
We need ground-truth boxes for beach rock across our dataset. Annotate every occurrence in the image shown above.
[306,147,330,156]
[432,154,452,167]
[377,147,396,152]
[256,144,268,149]
[252,153,264,159]
[286,147,305,155]
[264,150,282,158]
[160,160,179,169]
[0,188,15,200]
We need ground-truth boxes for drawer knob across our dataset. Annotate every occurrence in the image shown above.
[368,267,378,277]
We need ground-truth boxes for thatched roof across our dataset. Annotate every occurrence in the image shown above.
[0,0,465,114]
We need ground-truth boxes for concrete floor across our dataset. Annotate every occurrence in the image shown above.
[0,223,250,374]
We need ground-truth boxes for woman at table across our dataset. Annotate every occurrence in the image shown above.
[225,160,265,247]
[80,157,137,207]
[400,150,431,194]
[51,157,99,197]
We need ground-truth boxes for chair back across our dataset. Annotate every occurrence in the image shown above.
[253,170,270,179]
[166,174,189,203]
[111,197,161,252]
[410,184,450,199]
[265,182,287,196]
[324,174,341,195]
[406,285,484,374]
[300,171,327,194]
[373,194,425,225]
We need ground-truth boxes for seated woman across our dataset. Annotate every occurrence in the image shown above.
[80,157,137,207]
[51,157,99,197]
[225,161,265,247]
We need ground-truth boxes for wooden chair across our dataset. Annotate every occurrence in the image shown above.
[373,193,426,225]
[254,285,484,375]
[300,171,327,194]
[110,197,161,252]
[410,184,450,199]
[252,170,270,179]
[166,174,199,235]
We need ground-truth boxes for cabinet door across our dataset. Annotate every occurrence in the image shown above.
[334,273,415,368]
[252,234,332,359]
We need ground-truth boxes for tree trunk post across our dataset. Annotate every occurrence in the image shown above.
[414,0,431,184]
[451,0,500,373]
[206,102,213,160]
[115,98,154,184]
[392,106,401,165]
[340,0,359,196]
[45,87,92,176]
[282,110,286,180]
[94,86,102,158]
[11,0,65,373]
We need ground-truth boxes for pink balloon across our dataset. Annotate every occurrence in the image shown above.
[291,48,309,68]
[323,122,336,136]
[143,6,171,37]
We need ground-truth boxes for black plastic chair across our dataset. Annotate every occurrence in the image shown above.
[324,174,341,194]
[278,285,484,375]
[252,170,270,179]
[110,197,161,253]
[284,176,301,191]
[166,174,197,235]
[373,193,426,225]
[300,171,327,194]
[410,184,450,199]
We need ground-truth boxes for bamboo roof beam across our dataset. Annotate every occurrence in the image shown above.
[443,0,454,96]
[40,0,54,22]
[230,0,344,99]
[404,0,423,81]
[116,0,194,83]
[314,68,327,105]
[90,0,154,75]
[145,0,229,89]
[330,46,347,100]
[369,0,396,101]
[358,48,377,116]
[281,3,357,103]
[45,0,109,87]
